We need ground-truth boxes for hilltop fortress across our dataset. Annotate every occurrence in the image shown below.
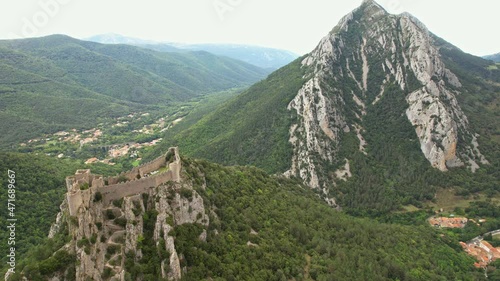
[66,147,181,215]
[58,147,208,281]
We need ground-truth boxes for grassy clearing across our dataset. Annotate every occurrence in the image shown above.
[402,205,420,212]
[400,188,500,215]
[158,166,169,173]
[424,188,500,213]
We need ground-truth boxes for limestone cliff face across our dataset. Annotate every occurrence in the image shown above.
[46,148,210,281]
[285,0,487,197]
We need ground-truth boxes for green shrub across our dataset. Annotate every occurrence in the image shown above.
[107,245,121,255]
[114,217,127,228]
[179,187,193,201]
[113,198,123,208]
[77,238,89,248]
[94,191,103,202]
[106,209,116,220]
[90,234,97,244]
[80,183,89,190]
[102,267,113,279]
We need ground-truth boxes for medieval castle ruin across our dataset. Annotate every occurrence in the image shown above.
[66,147,181,216]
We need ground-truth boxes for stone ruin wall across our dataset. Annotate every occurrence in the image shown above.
[107,152,169,185]
[99,170,176,205]
[66,171,105,216]
[66,147,181,216]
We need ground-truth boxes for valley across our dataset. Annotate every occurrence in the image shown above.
[1,0,500,280]
[14,88,243,170]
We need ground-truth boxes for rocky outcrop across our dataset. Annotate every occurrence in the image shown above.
[399,14,486,171]
[45,148,210,281]
[286,77,348,189]
[48,200,67,239]
[285,0,487,198]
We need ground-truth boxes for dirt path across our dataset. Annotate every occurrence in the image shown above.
[304,254,312,280]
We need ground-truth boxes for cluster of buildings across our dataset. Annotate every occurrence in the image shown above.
[429,216,500,268]
[461,240,500,268]
[429,216,469,228]
[107,139,163,158]
[85,138,163,165]
[22,128,103,147]
[20,111,176,165]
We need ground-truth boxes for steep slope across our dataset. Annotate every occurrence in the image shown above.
[7,151,481,280]
[0,35,269,103]
[0,35,269,148]
[156,0,500,212]
[288,0,486,181]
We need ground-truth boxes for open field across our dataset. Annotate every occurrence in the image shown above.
[425,188,500,213]
[399,188,500,214]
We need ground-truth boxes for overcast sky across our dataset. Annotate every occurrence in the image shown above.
[0,0,498,56]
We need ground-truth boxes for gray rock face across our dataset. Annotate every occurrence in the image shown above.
[285,0,486,198]
[48,200,67,239]
[47,154,209,281]
[399,14,486,171]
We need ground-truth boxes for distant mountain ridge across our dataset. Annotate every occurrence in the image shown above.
[0,34,269,148]
[85,33,299,70]
[484,52,500,62]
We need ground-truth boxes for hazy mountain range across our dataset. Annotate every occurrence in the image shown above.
[484,52,500,62]
[85,33,299,70]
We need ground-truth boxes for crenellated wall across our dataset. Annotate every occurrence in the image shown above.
[65,147,181,216]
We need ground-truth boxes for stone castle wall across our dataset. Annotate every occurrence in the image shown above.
[65,148,181,216]
[107,152,170,185]
[99,170,176,205]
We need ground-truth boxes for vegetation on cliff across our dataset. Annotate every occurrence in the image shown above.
[149,9,500,216]
[0,152,124,274]
[6,157,486,280]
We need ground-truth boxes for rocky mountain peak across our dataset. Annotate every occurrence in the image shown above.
[360,0,388,18]
[288,0,488,202]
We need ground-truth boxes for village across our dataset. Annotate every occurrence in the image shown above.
[429,215,500,269]
[461,234,500,269]
[18,111,185,165]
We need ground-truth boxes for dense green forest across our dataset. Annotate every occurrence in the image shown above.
[0,35,269,148]
[0,152,124,273]
[6,157,487,280]
[176,159,482,280]
[151,57,307,174]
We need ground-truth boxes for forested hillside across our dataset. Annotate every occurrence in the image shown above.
[0,35,269,149]
[0,153,126,273]
[150,2,500,215]
[6,157,485,280]
[150,58,306,174]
